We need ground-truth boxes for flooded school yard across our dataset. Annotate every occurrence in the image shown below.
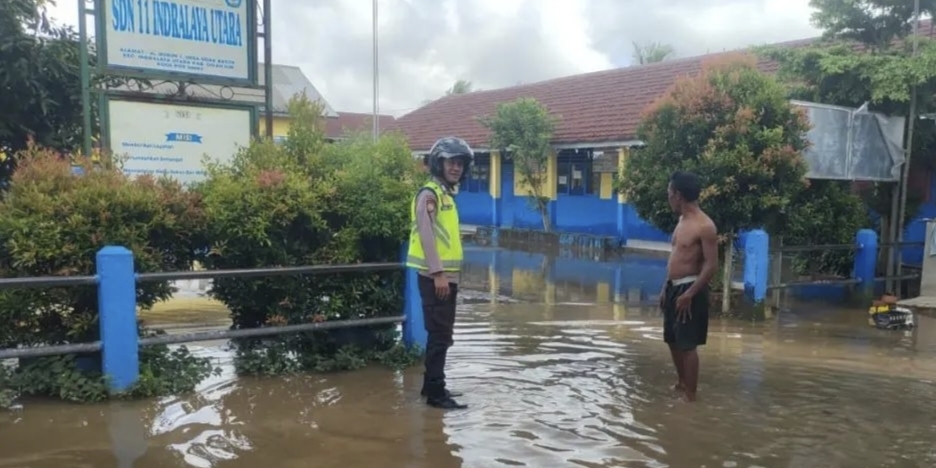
[2,245,936,468]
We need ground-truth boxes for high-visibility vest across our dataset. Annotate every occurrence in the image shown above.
[405,180,463,271]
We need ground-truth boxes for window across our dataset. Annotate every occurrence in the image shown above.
[556,149,595,196]
[463,152,491,193]
[592,171,603,197]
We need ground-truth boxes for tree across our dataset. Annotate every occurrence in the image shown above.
[632,41,675,64]
[480,97,559,231]
[809,0,936,50]
[0,0,87,188]
[617,55,811,309]
[446,80,474,95]
[757,0,936,277]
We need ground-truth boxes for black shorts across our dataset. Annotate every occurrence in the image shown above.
[662,278,709,351]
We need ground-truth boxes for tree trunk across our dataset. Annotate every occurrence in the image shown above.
[539,199,552,232]
[721,233,734,313]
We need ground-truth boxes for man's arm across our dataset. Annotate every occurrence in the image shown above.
[415,189,444,276]
[685,222,719,297]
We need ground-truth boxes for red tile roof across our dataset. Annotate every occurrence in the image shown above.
[325,112,396,141]
[389,21,934,152]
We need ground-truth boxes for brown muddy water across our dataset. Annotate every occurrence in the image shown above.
[2,247,936,468]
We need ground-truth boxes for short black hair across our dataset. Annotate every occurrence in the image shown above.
[669,171,702,202]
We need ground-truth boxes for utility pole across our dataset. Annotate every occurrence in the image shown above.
[372,0,380,142]
[894,0,922,291]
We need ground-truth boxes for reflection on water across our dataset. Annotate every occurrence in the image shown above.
[2,246,936,468]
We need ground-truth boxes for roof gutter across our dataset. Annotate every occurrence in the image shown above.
[411,140,643,156]
[553,140,643,150]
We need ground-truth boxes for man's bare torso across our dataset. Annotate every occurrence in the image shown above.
[667,212,714,280]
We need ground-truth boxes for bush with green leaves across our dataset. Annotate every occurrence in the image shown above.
[618,54,872,290]
[618,55,812,239]
[782,180,871,278]
[0,142,215,408]
[197,95,423,375]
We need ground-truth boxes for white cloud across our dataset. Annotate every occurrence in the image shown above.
[45,0,821,117]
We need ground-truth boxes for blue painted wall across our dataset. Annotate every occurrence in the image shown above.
[554,194,617,235]
[622,204,670,243]
[456,192,493,226]
[454,154,494,226]
[497,162,548,230]
[900,175,936,266]
[455,159,670,243]
[452,152,935,261]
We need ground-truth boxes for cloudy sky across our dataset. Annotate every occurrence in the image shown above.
[48,0,821,117]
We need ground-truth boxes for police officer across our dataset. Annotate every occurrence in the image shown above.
[406,136,473,410]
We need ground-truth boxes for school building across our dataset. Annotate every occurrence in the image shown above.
[388,50,793,243]
[388,35,936,262]
[257,63,396,143]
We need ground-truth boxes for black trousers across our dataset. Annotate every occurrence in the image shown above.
[417,275,458,394]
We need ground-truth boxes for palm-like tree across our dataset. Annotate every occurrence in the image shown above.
[445,79,474,95]
[632,41,675,64]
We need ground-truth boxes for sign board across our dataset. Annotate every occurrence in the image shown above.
[97,0,257,85]
[106,99,253,184]
[791,100,906,182]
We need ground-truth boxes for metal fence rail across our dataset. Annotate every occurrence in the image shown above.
[0,275,97,291]
[774,244,857,253]
[138,316,404,347]
[0,245,421,393]
[762,235,925,308]
[767,241,859,294]
[878,240,925,293]
[0,316,407,361]
[135,263,402,283]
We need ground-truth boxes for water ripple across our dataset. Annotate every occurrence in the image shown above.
[3,302,936,468]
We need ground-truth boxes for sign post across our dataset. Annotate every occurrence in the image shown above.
[78,0,268,185]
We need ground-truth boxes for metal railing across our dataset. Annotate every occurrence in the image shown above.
[877,241,925,293]
[768,242,860,292]
[737,229,924,306]
[0,246,420,391]
[762,236,924,309]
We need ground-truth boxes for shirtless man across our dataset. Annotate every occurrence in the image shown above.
[661,171,718,402]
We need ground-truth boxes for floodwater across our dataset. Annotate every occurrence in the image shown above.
[3,245,936,468]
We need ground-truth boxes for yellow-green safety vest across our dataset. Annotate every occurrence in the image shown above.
[405,180,463,271]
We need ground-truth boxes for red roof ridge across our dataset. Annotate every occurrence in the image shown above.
[391,19,933,151]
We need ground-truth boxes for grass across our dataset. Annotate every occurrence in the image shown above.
[138,296,230,327]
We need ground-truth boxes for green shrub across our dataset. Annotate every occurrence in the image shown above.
[0,142,215,408]
[198,95,422,375]
[781,180,871,278]
[618,55,811,238]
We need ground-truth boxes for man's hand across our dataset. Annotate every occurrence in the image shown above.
[675,292,693,323]
[433,273,450,300]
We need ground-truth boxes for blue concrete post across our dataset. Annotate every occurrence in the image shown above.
[854,229,878,294]
[742,229,769,303]
[96,246,139,393]
[613,264,624,303]
[400,243,427,351]
[616,203,626,243]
